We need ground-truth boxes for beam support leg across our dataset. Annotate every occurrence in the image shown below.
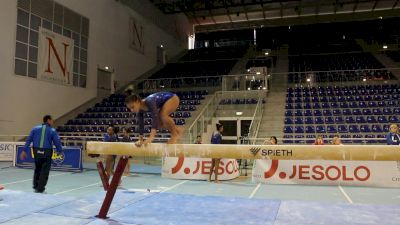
[97,156,128,219]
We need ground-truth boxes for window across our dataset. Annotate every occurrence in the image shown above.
[15,0,89,88]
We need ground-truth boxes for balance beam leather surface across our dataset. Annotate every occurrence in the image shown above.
[86,142,400,161]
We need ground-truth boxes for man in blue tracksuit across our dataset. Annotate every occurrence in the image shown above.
[22,115,62,193]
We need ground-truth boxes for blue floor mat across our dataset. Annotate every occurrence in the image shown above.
[274,200,400,225]
[0,190,73,223]
[2,190,400,225]
[42,190,155,219]
[108,193,280,225]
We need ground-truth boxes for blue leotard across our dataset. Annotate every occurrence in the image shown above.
[211,131,222,144]
[137,92,176,135]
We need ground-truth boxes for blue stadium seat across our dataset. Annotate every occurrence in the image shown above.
[284,126,293,133]
[327,125,337,133]
[356,116,366,123]
[295,118,304,124]
[378,116,388,123]
[316,125,326,133]
[294,126,304,133]
[360,125,371,133]
[338,125,348,133]
[325,117,334,124]
[285,118,293,124]
[305,126,315,133]
[315,117,324,124]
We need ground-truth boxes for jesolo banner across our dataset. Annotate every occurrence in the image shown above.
[162,156,240,180]
[252,159,400,187]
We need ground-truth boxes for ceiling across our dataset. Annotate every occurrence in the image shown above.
[149,0,400,32]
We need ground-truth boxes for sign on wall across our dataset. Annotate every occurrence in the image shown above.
[162,156,240,180]
[129,17,145,54]
[0,142,20,161]
[37,27,74,85]
[14,145,83,172]
[252,159,400,188]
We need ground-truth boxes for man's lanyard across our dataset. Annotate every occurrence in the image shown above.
[39,125,47,148]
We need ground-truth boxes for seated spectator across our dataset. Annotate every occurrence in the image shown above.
[386,124,400,145]
[331,136,343,145]
[263,136,278,145]
[120,127,132,176]
[104,125,119,176]
[195,135,202,144]
[313,135,325,145]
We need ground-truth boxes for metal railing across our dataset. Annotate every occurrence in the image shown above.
[246,92,265,145]
[187,92,219,143]
[242,137,388,145]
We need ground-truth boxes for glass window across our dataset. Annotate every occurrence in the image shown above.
[73,73,79,86]
[72,32,80,46]
[63,28,71,38]
[16,25,29,43]
[17,9,29,27]
[53,24,62,34]
[15,59,27,76]
[79,75,86,88]
[29,46,38,62]
[81,36,88,49]
[30,14,41,31]
[28,62,37,78]
[79,62,87,75]
[42,19,52,30]
[80,49,87,61]
[73,60,79,73]
[29,30,39,46]
[15,42,28,59]
[74,46,79,60]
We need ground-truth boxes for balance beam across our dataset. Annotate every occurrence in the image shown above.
[88,142,400,219]
[86,142,400,161]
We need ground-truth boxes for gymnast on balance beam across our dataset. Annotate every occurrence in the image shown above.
[125,92,183,146]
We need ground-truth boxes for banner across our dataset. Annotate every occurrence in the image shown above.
[129,17,144,54]
[14,145,82,172]
[37,27,74,85]
[162,156,240,180]
[252,159,400,188]
[0,142,20,161]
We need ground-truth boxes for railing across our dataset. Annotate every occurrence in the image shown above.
[246,92,265,145]
[242,137,388,145]
[187,93,219,143]
[285,68,400,85]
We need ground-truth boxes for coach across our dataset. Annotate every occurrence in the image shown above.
[22,115,62,193]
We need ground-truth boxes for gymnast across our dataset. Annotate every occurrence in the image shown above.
[125,92,183,146]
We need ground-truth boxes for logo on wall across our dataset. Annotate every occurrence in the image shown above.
[129,17,144,54]
[37,28,74,85]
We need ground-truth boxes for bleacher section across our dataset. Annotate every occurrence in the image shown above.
[288,53,394,83]
[149,46,247,80]
[57,91,208,145]
[386,51,400,62]
[283,84,400,144]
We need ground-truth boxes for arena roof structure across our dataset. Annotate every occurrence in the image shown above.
[147,0,400,32]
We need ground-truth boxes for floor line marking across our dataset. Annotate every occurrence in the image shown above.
[54,182,102,195]
[2,172,70,186]
[160,180,188,192]
[338,185,353,204]
[249,183,261,199]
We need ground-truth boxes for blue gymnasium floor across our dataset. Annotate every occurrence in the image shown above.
[1,162,400,225]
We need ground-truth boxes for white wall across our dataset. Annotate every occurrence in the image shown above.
[0,0,191,136]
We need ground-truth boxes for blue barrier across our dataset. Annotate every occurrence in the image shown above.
[15,145,83,172]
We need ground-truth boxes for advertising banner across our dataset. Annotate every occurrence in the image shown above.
[162,156,240,180]
[15,145,82,172]
[253,159,400,187]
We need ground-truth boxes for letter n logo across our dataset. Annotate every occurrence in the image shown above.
[45,37,70,83]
